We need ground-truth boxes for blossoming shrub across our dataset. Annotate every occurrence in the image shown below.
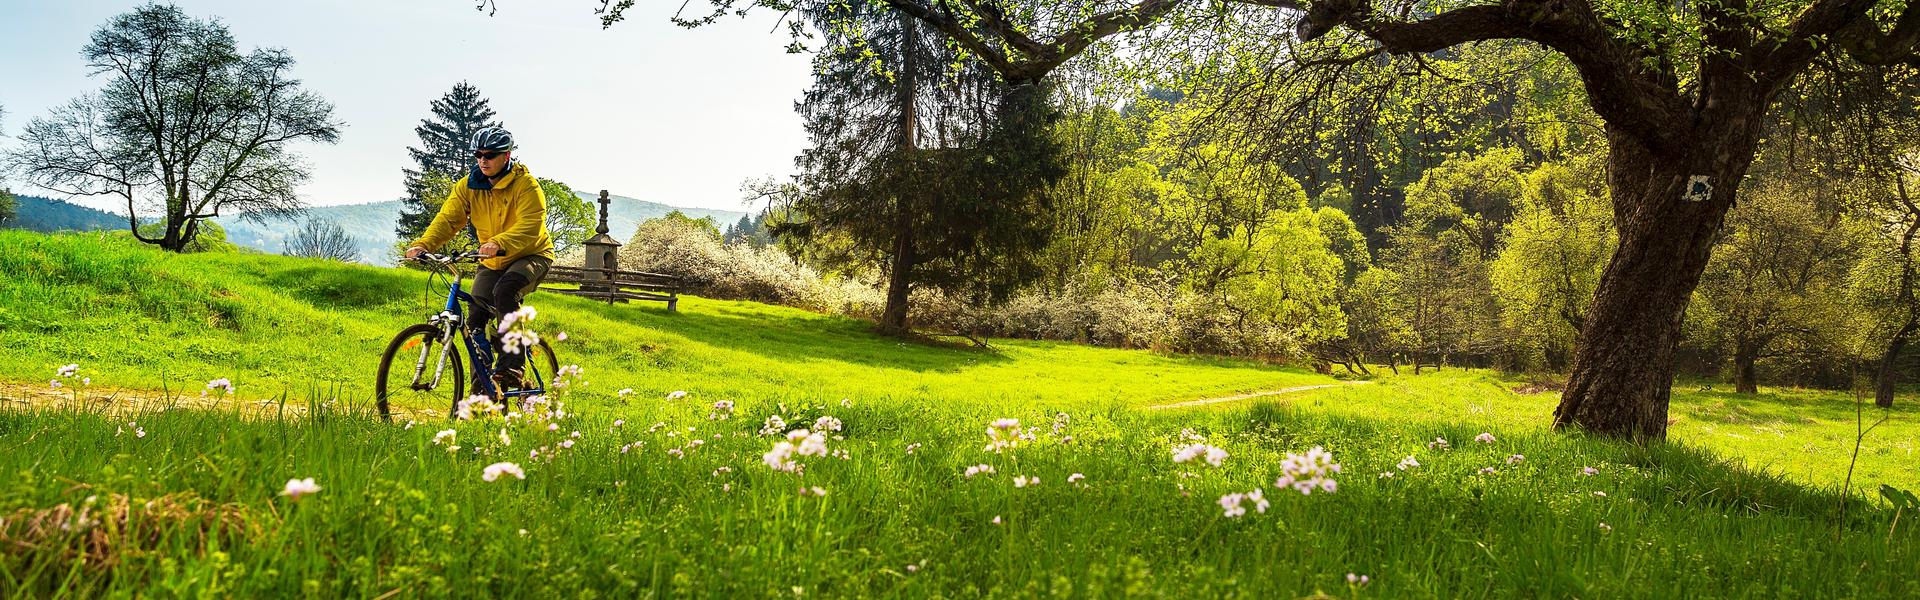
[620,216,880,313]
[912,273,1310,359]
[622,216,1317,362]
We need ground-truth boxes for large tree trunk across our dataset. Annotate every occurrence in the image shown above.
[1555,114,1764,439]
[879,227,917,334]
[877,12,921,336]
[1733,341,1759,395]
[1879,318,1916,408]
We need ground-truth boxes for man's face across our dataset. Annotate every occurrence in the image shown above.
[475,150,511,177]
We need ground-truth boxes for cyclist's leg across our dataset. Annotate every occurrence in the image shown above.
[469,265,505,392]
[490,256,552,377]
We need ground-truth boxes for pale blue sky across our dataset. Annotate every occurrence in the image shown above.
[0,0,815,212]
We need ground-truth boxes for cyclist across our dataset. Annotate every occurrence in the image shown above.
[404,126,555,391]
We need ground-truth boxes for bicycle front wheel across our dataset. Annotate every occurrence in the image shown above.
[375,323,464,421]
[524,338,560,391]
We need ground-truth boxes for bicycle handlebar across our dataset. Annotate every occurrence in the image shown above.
[408,250,495,264]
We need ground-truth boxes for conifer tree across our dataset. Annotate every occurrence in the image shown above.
[397,82,501,240]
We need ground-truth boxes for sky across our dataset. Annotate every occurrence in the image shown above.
[0,0,816,213]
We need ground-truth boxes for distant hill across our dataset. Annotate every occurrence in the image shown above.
[3,192,745,265]
[567,191,749,248]
[219,192,746,265]
[4,195,129,233]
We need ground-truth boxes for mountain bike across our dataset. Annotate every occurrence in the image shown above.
[375,251,558,421]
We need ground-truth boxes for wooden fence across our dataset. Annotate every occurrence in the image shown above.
[540,265,681,312]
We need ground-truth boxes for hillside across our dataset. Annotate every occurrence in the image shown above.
[0,229,1316,412]
[214,193,746,265]
[3,194,131,233]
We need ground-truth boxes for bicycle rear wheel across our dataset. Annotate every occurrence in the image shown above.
[375,323,464,421]
[499,338,560,409]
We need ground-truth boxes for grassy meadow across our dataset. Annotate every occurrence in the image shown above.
[2,230,1917,597]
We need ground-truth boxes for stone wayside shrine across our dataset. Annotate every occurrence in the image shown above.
[539,190,682,312]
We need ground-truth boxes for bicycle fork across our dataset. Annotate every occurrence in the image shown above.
[411,321,458,390]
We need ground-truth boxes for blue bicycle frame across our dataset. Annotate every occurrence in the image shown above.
[422,253,549,402]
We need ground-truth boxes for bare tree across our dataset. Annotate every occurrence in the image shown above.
[4,3,340,252]
[285,218,361,262]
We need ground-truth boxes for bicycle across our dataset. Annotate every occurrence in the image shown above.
[375,251,559,421]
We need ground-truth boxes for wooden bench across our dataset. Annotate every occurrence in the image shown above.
[540,265,682,312]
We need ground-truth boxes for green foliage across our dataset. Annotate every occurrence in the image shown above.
[650,210,721,239]
[1490,158,1615,370]
[1187,209,1350,351]
[1691,177,1873,387]
[0,188,15,225]
[537,178,593,256]
[781,4,1065,329]
[1337,267,1417,369]
[1403,148,1526,260]
[723,211,777,248]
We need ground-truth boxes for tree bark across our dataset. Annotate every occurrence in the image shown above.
[1733,342,1759,395]
[1879,318,1916,408]
[877,12,922,336]
[1554,116,1763,439]
[879,227,917,334]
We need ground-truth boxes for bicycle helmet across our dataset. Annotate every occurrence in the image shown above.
[470,126,515,153]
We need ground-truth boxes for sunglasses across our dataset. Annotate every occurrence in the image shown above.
[474,151,506,160]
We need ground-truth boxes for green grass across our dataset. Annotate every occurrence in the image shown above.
[0,230,1325,410]
[2,230,1917,597]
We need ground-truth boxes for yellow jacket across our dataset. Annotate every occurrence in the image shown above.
[410,162,556,271]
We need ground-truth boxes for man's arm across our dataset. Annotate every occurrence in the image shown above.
[408,186,471,254]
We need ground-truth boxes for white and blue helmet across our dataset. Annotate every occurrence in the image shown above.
[470,126,515,153]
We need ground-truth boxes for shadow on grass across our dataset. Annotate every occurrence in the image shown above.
[1678,388,1918,427]
[543,293,1014,374]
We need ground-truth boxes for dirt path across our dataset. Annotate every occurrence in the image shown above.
[0,380,443,421]
[1144,381,1372,410]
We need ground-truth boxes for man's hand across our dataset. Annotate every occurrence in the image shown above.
[405,246,426,259]
[479,241,502,257]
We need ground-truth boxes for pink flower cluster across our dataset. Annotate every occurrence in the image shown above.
[482,462,526,482]
[1173,443,1228,467]
[762,429,828,473]
[497,306,540,354]
[1273,446,1341,494]
[1218,489,1269,517]
[984,418,1023,453]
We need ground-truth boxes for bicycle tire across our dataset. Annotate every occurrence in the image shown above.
[375,323,464,421]
[525,338,559,392]
[494,338,561,412]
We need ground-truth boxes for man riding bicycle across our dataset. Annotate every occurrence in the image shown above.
[404,126,555,391]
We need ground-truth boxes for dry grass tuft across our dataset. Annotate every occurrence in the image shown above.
[0,492,256,568]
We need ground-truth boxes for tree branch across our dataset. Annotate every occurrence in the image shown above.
[881,0,1184,82]
[1832,1,1920,67]
[1288,0,1687,154]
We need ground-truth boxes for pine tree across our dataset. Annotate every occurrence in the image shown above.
[396,82,501,240]
[780,5,1064,334]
